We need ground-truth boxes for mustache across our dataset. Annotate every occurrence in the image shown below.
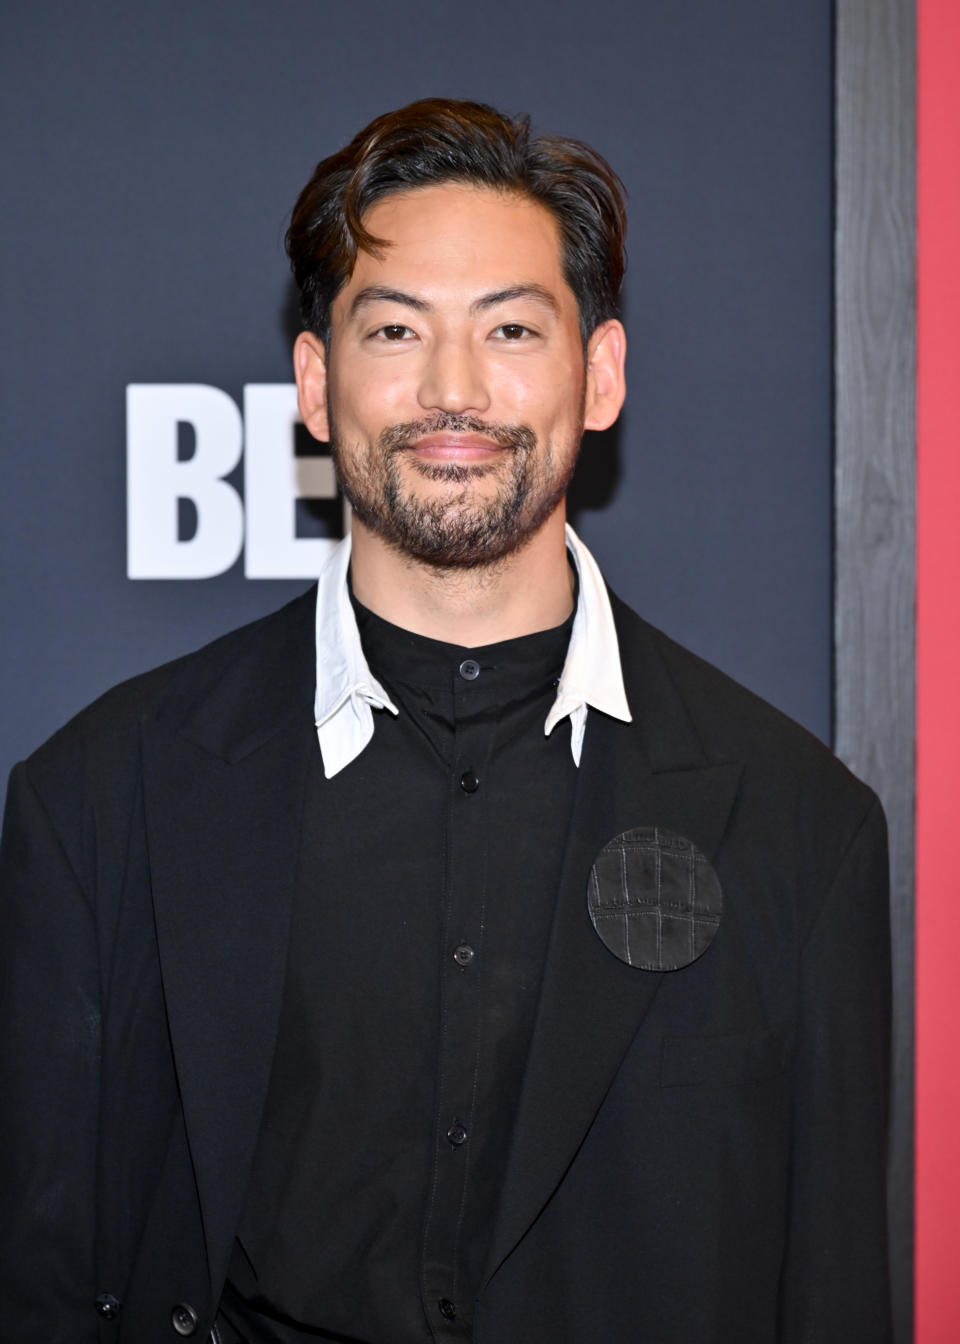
[378,413,536,455]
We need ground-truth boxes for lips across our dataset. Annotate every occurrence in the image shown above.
[407,432,506,461]
[378,415,536,459]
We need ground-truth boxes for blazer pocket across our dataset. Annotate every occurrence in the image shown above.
[660,1026,789,1087]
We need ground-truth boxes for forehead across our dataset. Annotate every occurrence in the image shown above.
[342,183,569,303]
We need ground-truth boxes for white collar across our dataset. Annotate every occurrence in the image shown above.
[314,524,632,778]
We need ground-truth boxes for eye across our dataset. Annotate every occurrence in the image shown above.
[493,323,535,341]
[373,323,415,342]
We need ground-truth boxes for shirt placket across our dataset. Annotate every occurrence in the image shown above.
[421,657,497,1341]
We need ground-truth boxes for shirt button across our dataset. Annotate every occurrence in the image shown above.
[453,943,475,966]
[94,1293,121,1320]
[459,770,480,793]
[438,1298,457,1321]
[171,1302,199,1336]
[447,1120,468,1146]
[458,659,480,681]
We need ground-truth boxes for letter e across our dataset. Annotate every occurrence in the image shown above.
[243,384,343,579]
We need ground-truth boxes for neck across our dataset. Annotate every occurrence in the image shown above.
[349,508,575,646]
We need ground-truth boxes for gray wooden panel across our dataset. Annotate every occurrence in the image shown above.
[835,2,916,1339]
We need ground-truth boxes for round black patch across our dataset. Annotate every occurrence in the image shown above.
[587,826,722,971]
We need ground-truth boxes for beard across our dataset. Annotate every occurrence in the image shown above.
[329,409,581,568]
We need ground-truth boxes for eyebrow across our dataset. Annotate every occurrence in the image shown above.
[347,282,561,320]
[348,286,431,317]
[470,284,561,317]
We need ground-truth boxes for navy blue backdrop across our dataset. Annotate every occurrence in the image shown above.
[1,0,833,788]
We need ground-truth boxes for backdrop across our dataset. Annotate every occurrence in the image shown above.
[1,0,833,792]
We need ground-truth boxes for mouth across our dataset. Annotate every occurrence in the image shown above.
[406,432,507,464]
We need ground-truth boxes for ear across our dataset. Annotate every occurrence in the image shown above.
[583,319,627,432]
[293,331,330,442]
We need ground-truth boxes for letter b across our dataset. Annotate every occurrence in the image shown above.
[126,384,244,578]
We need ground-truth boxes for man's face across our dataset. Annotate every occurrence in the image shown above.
[298,183,614,568]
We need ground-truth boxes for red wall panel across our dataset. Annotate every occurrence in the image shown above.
[916,1,960,1336]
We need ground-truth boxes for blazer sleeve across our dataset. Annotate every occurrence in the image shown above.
[778,795,893,1342]
[0,761,101,1342]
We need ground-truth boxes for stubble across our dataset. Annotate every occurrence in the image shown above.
[330,410,581,569]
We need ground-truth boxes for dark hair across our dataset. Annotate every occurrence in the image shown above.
[285,97,627,345]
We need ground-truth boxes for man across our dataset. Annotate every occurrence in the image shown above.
[0,99,891,1342]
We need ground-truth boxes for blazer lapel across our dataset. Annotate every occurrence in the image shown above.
[140,591,316,1291]
[482,608,742,1287]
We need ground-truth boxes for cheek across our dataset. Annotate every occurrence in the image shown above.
[330,363,414,430]
[491,356,564,403]
[499,362,584,433]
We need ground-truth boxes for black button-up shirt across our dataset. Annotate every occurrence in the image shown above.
[220,598,577,1343]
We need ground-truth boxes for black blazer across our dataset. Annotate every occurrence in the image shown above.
[0,587,892,1343]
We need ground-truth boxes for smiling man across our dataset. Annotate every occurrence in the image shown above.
[0,100,891,1343]
[294,173,625,634]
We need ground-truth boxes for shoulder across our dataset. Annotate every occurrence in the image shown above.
[610,592,881,844]
[609,596,887,940]
[22,585,317,805]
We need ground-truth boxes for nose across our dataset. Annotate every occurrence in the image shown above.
[417,336,491,415]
